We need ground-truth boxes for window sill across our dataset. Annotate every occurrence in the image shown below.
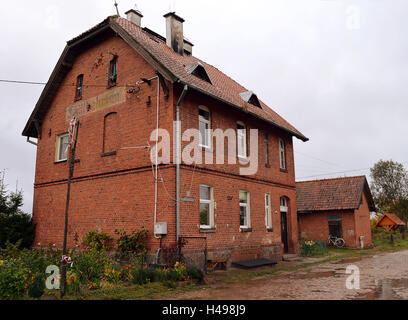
[54,159,80,164]
[280,168,288,173]
[240,227,252,233]
[107,83,117,89]
[101,151,117,157]
[267,227,273,232]
[200,227,216,233]
[74,96,82,102]
[238,156,249,163]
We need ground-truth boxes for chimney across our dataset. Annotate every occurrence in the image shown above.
[125,8,143,27]
[163,12,185,55]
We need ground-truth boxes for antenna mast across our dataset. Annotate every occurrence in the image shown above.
[114,0,120,16]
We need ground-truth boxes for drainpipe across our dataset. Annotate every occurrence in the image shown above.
[175,84,188,243]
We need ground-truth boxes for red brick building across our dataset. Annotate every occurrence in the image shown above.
[22,10,307,267]
[296,176,375,248]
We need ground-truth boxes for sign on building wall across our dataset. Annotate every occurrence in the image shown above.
[66,87,126,120]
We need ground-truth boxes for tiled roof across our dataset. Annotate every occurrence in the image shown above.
[22,15,308,141]
[296,176,375,212]
[376,213,406,227]
[113,17,307,141]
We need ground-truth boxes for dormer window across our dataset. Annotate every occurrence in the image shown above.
[185,62,212,84]
[239,91,262,108]
[108,56,118,87]
[75,74,83,100]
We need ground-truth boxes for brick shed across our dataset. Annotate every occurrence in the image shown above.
[296,176,376,248]
[22,10,308,268]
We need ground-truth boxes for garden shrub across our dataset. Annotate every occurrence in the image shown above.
[27,273,45,298]
[115,228,149,257]
[300,240,328,257]
[82,230,113,252]
[72,249,110,283]
[0,259,30,299]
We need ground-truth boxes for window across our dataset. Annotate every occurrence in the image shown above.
[108,56,118,86]
[279,139,286,170]
[237,122,247,158]
[328,215,342,238]
[239,191,250,228]
[265,193,272,229]
[75,74,83,100]
[200,185,213,228]
[56,133,69,162]
[198,106,211,148]
[264,132,269,166]
[280,197,288,212]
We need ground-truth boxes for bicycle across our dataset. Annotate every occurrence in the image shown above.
[327,235,345,248]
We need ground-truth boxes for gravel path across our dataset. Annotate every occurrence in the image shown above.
[171,250,408,300]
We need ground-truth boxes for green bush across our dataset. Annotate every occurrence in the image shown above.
[300,240,328,257]
[0,259,30,300]
[27,273,45,298]
[72,249,110,283]
[82,230,113,252]
[115,228,149,257]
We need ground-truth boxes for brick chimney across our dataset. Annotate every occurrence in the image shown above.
[125,8,143,27]
[164,12,185,55]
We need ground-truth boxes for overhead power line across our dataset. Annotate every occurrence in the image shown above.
[297,167,371,180]
[0,79,144,88]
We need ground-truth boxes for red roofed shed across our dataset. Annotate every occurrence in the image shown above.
[296,176,376,248]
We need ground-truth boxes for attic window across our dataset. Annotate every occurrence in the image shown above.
[185,62,212,84]
[75,74,83,100]
[108,56,118,87]
[239,91,262,108]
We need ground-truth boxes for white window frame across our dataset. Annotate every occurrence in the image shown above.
[237,122,247,159]
[265,193,272,229]
[198,106,211,149]
[200,184,214,229]
[279,139,286,170]
[239,190,250,228]
[56,133,69,162]
[280,197,288,212]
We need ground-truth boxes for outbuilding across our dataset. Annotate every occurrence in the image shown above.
[296,176,376,248]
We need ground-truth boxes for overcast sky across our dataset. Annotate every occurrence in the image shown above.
[0,0,407,213]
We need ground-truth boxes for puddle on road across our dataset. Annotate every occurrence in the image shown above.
[355,278,408,300]
[334,257,362,264]
[289,270,337,279]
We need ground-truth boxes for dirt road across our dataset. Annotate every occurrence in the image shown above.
[171,250,408,300]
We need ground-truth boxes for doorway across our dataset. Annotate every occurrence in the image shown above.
[280,197,289,254]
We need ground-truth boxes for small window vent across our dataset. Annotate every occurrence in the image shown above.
[185,62,212,84]
[239,91,262,108]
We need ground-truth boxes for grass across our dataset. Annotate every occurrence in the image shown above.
[40,281,207,300]
[37,230,408,299]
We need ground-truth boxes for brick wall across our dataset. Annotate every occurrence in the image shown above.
[298,194,373,248]
[32,33,300,265]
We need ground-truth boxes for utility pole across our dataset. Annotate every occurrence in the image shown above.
[60,118,80,298]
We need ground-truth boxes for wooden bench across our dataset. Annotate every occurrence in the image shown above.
[207,259,228,272]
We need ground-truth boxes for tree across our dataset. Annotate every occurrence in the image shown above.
[0,170,35,249]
